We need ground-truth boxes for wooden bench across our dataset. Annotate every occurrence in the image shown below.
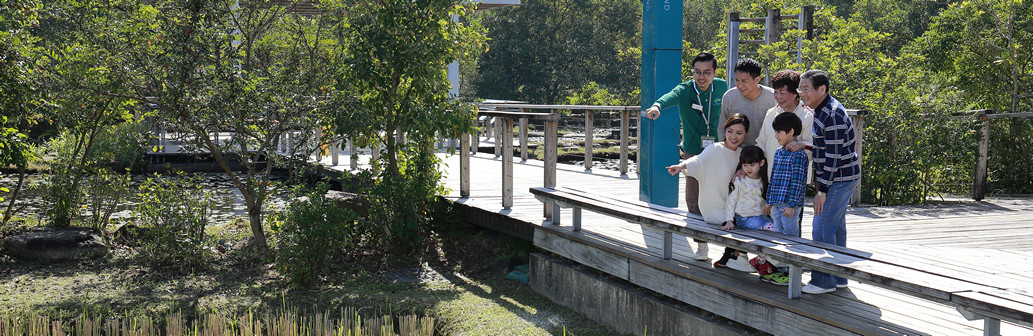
[530,186,1033,336]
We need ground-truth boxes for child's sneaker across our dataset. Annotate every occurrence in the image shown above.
[761,223,777,231]
[761,272,790,286]
[749,256,776,276]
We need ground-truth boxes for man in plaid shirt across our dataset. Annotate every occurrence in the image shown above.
[797,70,862,294]
[764,112,809,238]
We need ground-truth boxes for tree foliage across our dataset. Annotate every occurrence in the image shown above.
[21,0,485,259]
[471,0,640,104]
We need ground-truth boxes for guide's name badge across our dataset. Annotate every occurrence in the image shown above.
[701,136,715,148]
[691,104,704,111]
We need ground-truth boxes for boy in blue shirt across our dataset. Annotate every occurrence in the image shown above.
[764,112,809,237]
[749,112,809,286]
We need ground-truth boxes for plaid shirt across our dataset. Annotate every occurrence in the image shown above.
[767,147,809,208]
[811,95,861,193]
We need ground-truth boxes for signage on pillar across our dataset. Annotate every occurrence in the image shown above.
[639,0,682,207]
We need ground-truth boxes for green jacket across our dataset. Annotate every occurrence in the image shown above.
[654,78,728,155]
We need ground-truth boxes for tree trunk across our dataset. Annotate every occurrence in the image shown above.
[2,166,26,226]
[246,197,272,258]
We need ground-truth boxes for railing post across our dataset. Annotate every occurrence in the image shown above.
[544,110,559,219]
[502,117,514,210]
[584,110,594,171]
[727,12,741,87]
[494,116,502,158]
[287,131,294,154]
[974,110,991,201]
[371,141,380,172]
[764,8,781,87]
[519,116,529,163]
[850,110,866,205]
[159,123,167,153]
[315,128,323,162]
[797,5,814,65]
[332,139,340,166]
[349,139,358,171]
[460,132,470,198]
[620,109,630,176]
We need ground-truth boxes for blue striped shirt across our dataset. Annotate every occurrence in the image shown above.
[811,95,861,193]
[767,147,809,208]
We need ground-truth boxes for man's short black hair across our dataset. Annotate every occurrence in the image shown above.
[772,112,803,138]
[734,58,763,79]
[691,52,718,70]
[801,69,830,93]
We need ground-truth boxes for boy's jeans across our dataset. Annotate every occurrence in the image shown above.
[809,178,860,289]
[770,203,802,237]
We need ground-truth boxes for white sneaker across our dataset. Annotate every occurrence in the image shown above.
[802,284,836,294]
[726,255,755,272]
[691,243,710,261]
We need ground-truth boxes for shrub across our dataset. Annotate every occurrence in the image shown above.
[133,173,214,272]
[39,165,83,228]
[272,186,359,287]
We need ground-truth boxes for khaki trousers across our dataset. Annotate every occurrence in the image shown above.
[683,153,704,244]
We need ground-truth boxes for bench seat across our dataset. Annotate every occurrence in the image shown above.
[530,186,1033,335]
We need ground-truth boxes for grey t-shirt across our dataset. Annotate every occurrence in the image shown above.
[717,85,776,146]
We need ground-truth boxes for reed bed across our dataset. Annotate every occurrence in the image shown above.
[0,308,434,336]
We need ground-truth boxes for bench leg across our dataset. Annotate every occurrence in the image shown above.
[957,306,1002,336]
[552,202,561,226]
[572,207,582,232]
[983,318,1000,336]
[662,232,673,260]
[788,265,802,299]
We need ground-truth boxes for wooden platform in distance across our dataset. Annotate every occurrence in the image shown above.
[309,149,1033,335]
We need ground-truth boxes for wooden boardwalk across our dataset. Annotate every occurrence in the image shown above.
[311,149,1033,335]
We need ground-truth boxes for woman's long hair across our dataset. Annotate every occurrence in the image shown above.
[728,145,768,199]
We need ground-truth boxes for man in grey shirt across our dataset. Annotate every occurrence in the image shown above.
[718,58,776,146]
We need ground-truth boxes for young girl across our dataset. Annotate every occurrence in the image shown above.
[713,145,775,272]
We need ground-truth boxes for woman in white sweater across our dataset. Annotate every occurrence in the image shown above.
[666,113,749,262]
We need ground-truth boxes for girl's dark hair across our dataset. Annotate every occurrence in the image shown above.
[728,145,768,198]
[724,113,750,132]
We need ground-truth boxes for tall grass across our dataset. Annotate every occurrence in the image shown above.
[0,308,434,336]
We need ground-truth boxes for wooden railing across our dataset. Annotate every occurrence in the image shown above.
[964,109,1033,200]
[462,104,640,214]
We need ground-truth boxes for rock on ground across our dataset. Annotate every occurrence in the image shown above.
[3,227,108,262]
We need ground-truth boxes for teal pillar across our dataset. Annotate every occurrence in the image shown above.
[640,0,682,207]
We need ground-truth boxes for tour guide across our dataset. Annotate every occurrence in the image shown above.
[644,52,727,158]
[644,52,727,261]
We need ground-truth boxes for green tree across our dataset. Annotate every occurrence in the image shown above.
[38,0,344,255]
[335,0,484,176]
[909,0,1033,194]
[471,0,640,104]
[1,0,43,226]
[327,0,485,256]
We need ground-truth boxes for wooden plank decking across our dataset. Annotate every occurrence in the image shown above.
[309,149,1033,335]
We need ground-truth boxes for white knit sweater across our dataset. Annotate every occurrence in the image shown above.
[679,142,742,224]
[725,177,766,222]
